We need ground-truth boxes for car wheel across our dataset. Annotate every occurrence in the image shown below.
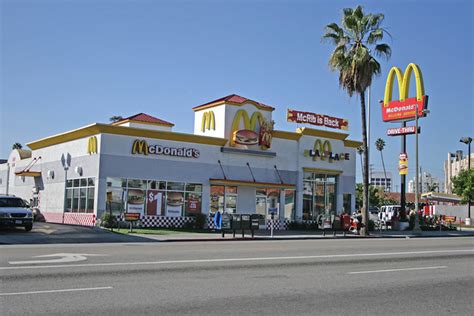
[25,224,33,232]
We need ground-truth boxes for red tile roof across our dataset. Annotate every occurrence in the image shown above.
[113,113,174,127]
[192,94,275,111]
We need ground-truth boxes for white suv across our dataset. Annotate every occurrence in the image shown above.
[0,195,33,231]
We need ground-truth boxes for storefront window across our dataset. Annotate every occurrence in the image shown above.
[72,188,79,212]
[165,191,184,217]
[145,188,165,216]
[107,178,203,217]
[79,188,87,212]
[266,189,280,219]
[186,183,202,193]
[303,173,338,220]
[210,185,224,215]
[255,188,281,219]
[185,192,202,216]
[127,189,146,215]
[167,182,185,191]
[66,189,73,212]
[66,177,96,213]
[284,190,295,220]
[256,189,266,217]
[209,185,237,215]
[127,179,146,189]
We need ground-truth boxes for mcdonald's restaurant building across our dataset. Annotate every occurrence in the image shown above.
[0,94,362,229]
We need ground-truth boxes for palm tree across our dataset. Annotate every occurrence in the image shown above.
[12,142,22,150]
[375,138,388,192]
[357,146,364,175]
[109,116,123,123]
[323,5,391,235]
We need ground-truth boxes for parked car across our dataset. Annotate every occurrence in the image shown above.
[0,195,34,231]
[368,207,380,222]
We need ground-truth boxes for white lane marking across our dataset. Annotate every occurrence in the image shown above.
[348,266,447,274]
[0,286,113,296]
[9,253,107,265]
[0,248,472,271]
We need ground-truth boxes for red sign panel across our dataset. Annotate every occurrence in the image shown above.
[287,109,349,130]
[381,96,428,122]
[387,126,420,136]
[124,213,141,221]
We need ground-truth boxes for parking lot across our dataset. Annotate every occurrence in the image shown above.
[0,222,152,245]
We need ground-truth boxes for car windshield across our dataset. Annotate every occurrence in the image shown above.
[0,198,26,208]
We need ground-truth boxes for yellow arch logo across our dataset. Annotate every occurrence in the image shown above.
[230,110,264,146]
[381,63,428,122]
[201,111,216,132]
[132,139,149,155]
[313,139,332,161]
[383,63,425,106]
[87,136,98,154]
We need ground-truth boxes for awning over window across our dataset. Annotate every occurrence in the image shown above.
[15,171,41,177]
[210,178,295,189]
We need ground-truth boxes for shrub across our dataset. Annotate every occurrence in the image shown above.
[194,213,207,230]
[368,220,375,231]
[100,212,117,228]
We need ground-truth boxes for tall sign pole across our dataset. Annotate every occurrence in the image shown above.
[400,122,407,217]
[381,63,429,223]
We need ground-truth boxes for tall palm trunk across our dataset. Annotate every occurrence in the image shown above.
[380,151,388,192]
[359,91,369,235]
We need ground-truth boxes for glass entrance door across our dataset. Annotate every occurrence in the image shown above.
[303,173,338,220]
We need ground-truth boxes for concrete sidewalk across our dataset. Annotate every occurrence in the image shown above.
[2,222,474,245]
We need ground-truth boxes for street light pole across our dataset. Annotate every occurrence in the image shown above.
[414,106,430,231]
[414,105,420,231]
[460,137,472,219]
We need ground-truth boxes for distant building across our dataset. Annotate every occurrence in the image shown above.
[370,171,392,192]
[408,172,444,194]
[444,151,474,194]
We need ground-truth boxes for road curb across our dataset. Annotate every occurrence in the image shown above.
[153,233,474,243]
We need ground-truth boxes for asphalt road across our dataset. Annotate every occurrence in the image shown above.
[1,238,473,315]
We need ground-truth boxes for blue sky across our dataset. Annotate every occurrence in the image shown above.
[1,0,473,188]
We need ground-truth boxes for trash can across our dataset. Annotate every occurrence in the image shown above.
[231,214,241,230]
[221,213,232,230]
[241,214,251,230]
[250,214,260,231]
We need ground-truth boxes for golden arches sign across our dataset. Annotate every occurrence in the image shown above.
[230,110,264,146]
[381,63,428,122]
[383,63,424,105]
[201,111,215,132]
[131,139,149,155]
[87,136,97,154]
[313,139,332,161]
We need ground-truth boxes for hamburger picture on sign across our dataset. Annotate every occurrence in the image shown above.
[127,189,145,216]
[166,192,184,217]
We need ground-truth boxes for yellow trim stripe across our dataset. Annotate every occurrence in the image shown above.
[272,130,301,140]
[15,171,42,177]
[343,140,363,148]
[209,179,295,189]
[302,167,343,175]
[296,127,348,140]
[27,124,227,150]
